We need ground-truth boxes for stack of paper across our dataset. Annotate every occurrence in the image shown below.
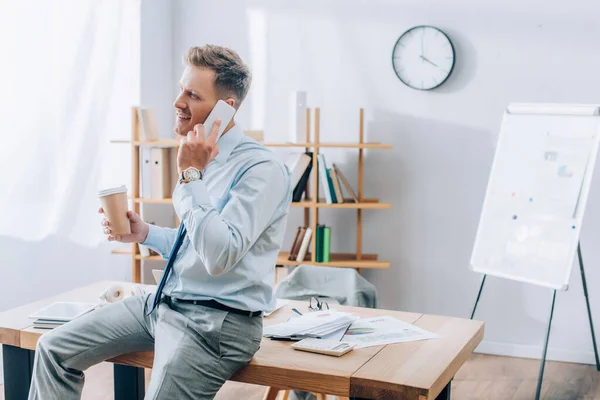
[263,310,359,341]
[29,302,99,330]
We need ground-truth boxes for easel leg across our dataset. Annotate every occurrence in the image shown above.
[535,290,556,400]
[470,275,487,319]
[578,243,600,371]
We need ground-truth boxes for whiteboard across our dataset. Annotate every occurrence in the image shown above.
[470,103,600,290]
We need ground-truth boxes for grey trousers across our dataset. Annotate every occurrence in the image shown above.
[28,293,263,400]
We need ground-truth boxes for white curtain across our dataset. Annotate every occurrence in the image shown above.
[0,0,139,246]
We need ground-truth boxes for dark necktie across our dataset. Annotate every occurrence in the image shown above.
[147,223,187,315]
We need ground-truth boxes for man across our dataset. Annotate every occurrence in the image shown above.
[28,45,292,399]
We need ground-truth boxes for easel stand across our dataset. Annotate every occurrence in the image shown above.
[470,243,600,400]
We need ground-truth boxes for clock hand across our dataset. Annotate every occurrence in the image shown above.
[420,30,424,57]
[420,55,439,68]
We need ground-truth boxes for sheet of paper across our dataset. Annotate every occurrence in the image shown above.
[341,316,438,349]
[320,323,351,341]
[264,299,290,317]
[531,135,590,218]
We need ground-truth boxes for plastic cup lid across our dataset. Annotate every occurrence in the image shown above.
[97,185,127,197]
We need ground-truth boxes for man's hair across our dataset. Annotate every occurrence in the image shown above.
[184,45,251,108]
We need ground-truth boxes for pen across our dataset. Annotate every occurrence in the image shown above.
[292,308,303,316]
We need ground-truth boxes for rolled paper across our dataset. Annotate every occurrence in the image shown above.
[99,284,125,303]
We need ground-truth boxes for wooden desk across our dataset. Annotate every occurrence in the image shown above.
[0,281,484,400]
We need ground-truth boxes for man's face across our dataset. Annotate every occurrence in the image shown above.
[173,66,219,136]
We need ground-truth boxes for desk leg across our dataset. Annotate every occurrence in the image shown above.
[350,381,452,400]
[113,364,144,400]
[436,381,451,400]
[262,387,281,400]
[2,345,35,400]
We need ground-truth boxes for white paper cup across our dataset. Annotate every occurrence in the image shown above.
[98,185,130,236]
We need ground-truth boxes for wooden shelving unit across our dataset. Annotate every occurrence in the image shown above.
[110,107,392,282]
[273,107,392,272]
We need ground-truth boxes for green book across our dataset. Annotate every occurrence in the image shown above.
[326,169,337,203]
[315,225,324,262]
[322,227,331,262]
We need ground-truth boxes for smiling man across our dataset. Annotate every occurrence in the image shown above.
[28,45,292,399]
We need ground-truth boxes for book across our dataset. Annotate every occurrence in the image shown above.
[293,152,313,202]
[32,320,64,330]
[316,225,324,262]
[288,226,305,260]
[326,168,338,203]
[329,167,344,203]
[318,154,333,204]
[284,152,312,192]
[332,164,359,203]
[139,147,152,199]
[150,148,171,199]
[296,227,313,262]
[288,227,301,260]
[323,226,331,262]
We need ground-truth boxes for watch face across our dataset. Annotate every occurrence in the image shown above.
[184,168,201,181]
[392,26,455,91]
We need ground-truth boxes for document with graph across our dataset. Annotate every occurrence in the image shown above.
[341,316,437,349]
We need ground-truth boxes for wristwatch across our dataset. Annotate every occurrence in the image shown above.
[179,167,203,184]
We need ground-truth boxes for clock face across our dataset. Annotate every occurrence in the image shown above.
[392,26,455,90]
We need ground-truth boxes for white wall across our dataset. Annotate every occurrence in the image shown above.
[141,0,174,137]
[171,0,600,363]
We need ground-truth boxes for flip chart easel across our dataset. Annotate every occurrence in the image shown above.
[469,103,600,400]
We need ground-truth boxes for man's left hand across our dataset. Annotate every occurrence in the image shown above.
[178,120,221,174]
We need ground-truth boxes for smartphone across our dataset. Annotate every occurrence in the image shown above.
[203,100,236,140]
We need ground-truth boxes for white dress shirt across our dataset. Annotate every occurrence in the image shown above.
[142,123,292,313]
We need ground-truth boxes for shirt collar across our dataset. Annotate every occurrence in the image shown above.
[213,123,243,164]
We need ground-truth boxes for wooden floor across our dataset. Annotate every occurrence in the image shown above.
[1,353,600,399]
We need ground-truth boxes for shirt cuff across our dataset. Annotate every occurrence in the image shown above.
[141,224,162,250]
[172,180,212,220]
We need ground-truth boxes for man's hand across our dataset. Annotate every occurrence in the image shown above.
[99,208,149,243]
[178,120,221,175]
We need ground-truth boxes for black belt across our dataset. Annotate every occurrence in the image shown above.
[163,295,262,318]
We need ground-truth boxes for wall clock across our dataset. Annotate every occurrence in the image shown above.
[392,26,455,91]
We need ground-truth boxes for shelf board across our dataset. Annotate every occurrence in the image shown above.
[113,249,389,268]
[111,139,392,149]
[262,142,392,149]
[135,255,164,261]
[277,252,390,269]
[131,198,172,204]
[111,248,133,255]
[291,198,391,209]
[110,139,180,147]
[130,197,390,209]
[111,249,164,261]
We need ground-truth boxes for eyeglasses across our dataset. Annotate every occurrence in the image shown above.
[309,297,329,311]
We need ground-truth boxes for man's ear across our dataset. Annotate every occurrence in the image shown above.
[225,98,236,109]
